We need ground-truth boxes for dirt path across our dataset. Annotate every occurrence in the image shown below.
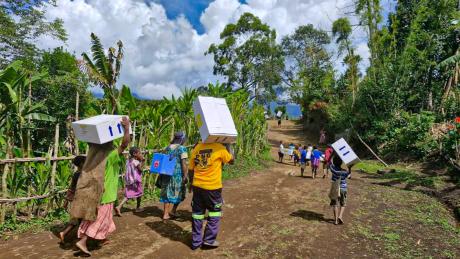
[1,120,459,258]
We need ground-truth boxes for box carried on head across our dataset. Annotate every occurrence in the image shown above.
[331,138,360,166]
[72,115,132,144]
[193,96,238,143]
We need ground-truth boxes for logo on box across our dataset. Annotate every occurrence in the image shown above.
[153,160,160,168]
[195,114,203,128]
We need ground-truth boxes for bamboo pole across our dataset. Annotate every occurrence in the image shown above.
[0,190,68,204]
[1,134,12,224]
[50,124,60,190]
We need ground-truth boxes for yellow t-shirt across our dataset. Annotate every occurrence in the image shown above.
[189,143,233,190]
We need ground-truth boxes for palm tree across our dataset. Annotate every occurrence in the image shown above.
[81,33,123,114]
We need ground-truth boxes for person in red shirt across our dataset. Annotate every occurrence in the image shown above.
[322,144,333,178]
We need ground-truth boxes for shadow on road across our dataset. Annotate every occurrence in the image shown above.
[145,220,191,247]
[290,210,334,224]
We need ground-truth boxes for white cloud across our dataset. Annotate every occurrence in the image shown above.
[38,0,371,99]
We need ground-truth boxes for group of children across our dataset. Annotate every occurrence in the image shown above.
[279,140,354,225]
[279,141,334,179]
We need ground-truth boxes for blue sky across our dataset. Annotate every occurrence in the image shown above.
[150,0,247,34]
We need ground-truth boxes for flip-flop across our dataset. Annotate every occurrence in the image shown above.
[76,242,91,256]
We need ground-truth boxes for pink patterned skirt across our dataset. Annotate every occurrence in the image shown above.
[78,203,116,240]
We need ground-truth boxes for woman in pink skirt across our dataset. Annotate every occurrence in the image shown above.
[115,147,145,215]
[73,116,131,256]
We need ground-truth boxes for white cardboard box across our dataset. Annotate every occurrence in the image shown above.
[331,138,360,166]
[72,115,132,144]
[276,111,283,118]
[193,96,238,143]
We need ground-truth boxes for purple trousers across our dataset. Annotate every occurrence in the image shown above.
[191,186,223,249]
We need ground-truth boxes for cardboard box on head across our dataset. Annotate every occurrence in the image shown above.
[331,138,360,166]
[193,96,238,143]
[72,115,132,144]
[276,111,283,118]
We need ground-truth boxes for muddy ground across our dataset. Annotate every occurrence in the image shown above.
[1,120,459,258]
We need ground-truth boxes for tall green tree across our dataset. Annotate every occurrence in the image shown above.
[332,18,361,107]
[355,0,381,69]
[81,33,124,114]
[206,12,284,104]
[0,0,67,67]
[281,24,334,114]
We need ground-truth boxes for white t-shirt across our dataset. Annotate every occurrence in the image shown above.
[279,144,284,153]
[306,146,313,159]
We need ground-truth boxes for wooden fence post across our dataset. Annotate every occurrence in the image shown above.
[1,134,12,224]
[51,124,60,190]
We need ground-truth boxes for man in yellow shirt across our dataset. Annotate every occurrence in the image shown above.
[189,142,234,250]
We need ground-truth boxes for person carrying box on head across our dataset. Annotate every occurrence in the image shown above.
[188,142,235,250]
[71,116,131,256]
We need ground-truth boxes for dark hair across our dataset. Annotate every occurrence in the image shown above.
[279,141,283,144]
[72,155,86,168]
[129,146,140,157]
[303,146,307,149]
[308,143,311,146]
[171,131,186,145]
[332,155,343,167]
[313,146,317,149]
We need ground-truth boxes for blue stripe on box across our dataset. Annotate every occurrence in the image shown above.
[343,151,350,156]
[339,146,346,151]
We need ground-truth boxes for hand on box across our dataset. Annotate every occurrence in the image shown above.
[121,116,130,129]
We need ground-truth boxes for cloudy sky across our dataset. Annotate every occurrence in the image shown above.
[38,0,394,99]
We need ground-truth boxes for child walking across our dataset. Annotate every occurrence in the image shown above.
[293,145,300,166]
[59,155,86,243]
[115,146,145,216]
[311,146,322,179]
[306,144,313,166]
[300,146,307,177]
[322,144,333,178]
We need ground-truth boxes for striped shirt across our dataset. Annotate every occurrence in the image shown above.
[330,164,350,190]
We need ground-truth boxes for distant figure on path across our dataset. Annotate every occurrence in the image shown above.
[189,142,234,249]
[278,141,284,163]
[115,146,145,216]
[306,144,313,166]
[329,155,353,225]
[322,145,333,178]
[300,145,307,177]
[319,128,326,145]
[311,146,322,178]
[277,118,282,127]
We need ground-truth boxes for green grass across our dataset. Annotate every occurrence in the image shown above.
[0,208,69,239]
[356,160,443,189]
[222,149,270,181]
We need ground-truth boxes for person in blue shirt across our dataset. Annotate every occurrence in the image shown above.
[329,155,353,225]
[311,146,322,178]
[300,146,307,177]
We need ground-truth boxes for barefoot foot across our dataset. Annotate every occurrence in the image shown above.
[59,232,65,243]
[114,207,122,217]
[76,241,91,256]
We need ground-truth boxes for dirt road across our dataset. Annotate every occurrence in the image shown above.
[1,120,459,258]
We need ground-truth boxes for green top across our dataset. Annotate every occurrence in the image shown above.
[100,150,123,204]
